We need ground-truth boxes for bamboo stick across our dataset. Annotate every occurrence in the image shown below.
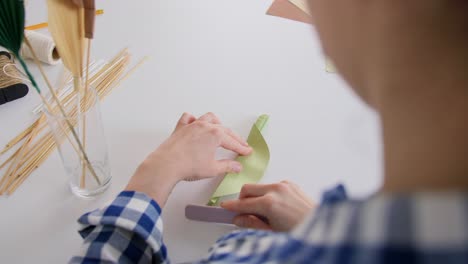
[7,139,55,191]
[24,37,101,185]
[5,108,79,194]
[0,148,21,171]
[21,134,54,166]
[7,138,57,195]
[0,120,41,194]
[1,49,137,195]
[92,50,129,80]
[80,39,92,188]
[2,115,46,189]
[1,121,37,153]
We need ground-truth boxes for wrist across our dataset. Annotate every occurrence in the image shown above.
[125,160,179,207]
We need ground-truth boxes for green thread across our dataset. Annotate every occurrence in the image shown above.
[17,54,40,93]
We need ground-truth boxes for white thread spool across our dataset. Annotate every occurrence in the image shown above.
[20,30,61,65]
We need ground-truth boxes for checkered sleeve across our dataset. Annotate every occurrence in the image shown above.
[70,191,168,264]
[193,184,350,263]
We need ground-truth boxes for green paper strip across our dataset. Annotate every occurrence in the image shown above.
[207,115,270,206]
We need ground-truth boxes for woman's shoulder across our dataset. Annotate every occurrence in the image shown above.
[292,188,468,263]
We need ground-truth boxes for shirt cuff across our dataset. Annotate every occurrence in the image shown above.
[77,191,167,259]
[320,184,348,205]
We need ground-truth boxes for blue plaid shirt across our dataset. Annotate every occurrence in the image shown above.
[70,185,468,263]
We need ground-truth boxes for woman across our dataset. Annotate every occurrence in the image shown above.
[71,0,468,263]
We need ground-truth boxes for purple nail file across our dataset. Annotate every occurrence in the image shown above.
[185,204,237,224]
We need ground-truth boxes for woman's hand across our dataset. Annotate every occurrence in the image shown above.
[221,181,316,232]
[126,112,252,207]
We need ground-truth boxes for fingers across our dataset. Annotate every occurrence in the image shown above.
[239,184,270,199]
[175,112,196,131]
[212,159,243,176]
[221,196,268,216]
[198,113,248,147]
[220,132,252,156]
[197,113,250,150]
[233,215,271,230]
[239,183,288,199]
[199,112,221,124]
[176,112,220,132]
[224,128,249,147]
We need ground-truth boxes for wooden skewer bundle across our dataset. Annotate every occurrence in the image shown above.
[0,1,147,196]
[0,49,146,196]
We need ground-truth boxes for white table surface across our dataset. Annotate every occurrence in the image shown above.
[0,0,382,262]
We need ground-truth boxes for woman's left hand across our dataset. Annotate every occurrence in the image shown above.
[125,112,252,207]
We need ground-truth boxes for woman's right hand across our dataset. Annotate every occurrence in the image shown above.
[221,181,316,232]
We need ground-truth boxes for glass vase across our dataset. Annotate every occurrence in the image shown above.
[44,83,111,198]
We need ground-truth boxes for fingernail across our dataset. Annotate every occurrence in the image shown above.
[242,141,249,146]
[232,163,242,173]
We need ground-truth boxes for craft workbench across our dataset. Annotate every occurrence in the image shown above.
[0,0,382,262]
